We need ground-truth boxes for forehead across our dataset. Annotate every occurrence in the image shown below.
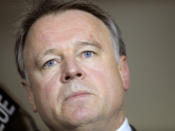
[26,9,111,41]
[24,9,113,56]
[30,9,109,32]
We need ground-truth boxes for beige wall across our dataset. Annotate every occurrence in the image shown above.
[0,0,175,130]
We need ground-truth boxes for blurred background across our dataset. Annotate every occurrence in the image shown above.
[0,0,175,130]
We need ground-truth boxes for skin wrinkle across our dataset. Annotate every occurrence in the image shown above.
[17,5,122,81]
[23,10,129,131]
[36,41,102,69]
[23,9,114,76]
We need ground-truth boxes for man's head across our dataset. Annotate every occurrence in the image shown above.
[15,0,130,130]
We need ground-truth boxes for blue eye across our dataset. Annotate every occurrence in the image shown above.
[44,59,56,68]
[82,51,95,58]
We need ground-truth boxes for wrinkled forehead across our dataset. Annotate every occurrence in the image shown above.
[24,9,113,55]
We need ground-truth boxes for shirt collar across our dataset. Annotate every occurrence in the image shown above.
[116,118,132,131]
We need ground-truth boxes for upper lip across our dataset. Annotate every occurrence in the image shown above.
[65,91,91,101]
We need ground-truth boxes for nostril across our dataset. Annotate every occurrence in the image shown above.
[76,73,82,77]
[65,76,71,80]
[63,72,83,82]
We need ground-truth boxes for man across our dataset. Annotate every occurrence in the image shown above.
[15,0,136,131]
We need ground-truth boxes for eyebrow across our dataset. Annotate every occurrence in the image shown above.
[36,49,60,66]
[75,41,102,50]
[40,48,59,57]
[37,40,102,61]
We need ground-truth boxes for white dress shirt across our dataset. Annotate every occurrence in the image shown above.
[116,118,132,131]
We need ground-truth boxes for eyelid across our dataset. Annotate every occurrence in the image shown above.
[44,59,55,65]
[82,50,96,54]
[78,46,97,53]
[81,50,96,58]
[41,56,62,68]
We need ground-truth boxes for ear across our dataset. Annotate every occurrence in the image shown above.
[119,56,130,91]
[21,79,37,112]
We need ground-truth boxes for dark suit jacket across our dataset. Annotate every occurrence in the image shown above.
[130,124,137,131]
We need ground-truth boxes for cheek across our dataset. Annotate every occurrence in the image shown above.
[83,63,118,95]
[84,63,108,82]
[82,61,124,102]
[30,71,63,109]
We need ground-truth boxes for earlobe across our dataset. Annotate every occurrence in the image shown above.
[119,56,130,91]
[21,79,37,112]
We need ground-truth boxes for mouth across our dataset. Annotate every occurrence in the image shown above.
[65,92,91,101]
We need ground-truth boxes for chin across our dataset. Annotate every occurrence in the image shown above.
[61,101,101,127]
[72,108,98,124]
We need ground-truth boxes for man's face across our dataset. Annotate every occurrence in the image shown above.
[23,10,129,130]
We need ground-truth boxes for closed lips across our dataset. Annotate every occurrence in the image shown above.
[65,92,91,101]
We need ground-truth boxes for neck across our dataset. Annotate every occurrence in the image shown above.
[51,111,125,131]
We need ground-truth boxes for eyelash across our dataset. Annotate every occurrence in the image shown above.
[42,51,96,68]
[43,59,57,69]
[81,50,96,58]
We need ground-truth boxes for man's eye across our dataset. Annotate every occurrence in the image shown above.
[82,51,95,58]
[43,59,56,68]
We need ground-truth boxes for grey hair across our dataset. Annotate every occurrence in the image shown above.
[15,0,126,79]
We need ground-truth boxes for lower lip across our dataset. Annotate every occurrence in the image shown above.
[66,93,90,101]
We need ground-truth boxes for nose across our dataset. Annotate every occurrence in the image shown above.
[60,59,85,83]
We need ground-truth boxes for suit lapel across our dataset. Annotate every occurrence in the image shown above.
[130,124,137,131]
